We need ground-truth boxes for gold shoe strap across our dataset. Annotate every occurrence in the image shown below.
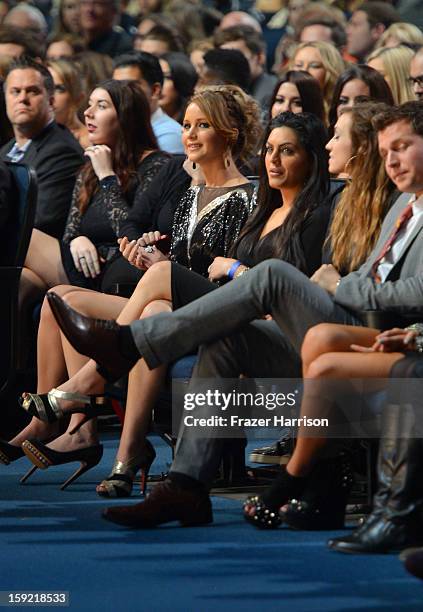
[49,388,92,404]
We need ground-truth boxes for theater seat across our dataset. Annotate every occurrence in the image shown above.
[0,163,37,437]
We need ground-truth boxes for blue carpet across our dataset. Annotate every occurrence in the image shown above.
[0,434,422,612]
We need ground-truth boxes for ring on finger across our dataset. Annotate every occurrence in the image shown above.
[144,245,154,253]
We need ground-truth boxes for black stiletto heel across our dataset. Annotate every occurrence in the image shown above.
[21,439,103,489]
[20,465,38,484]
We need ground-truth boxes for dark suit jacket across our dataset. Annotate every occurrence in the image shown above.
[0,122,84,239]
[0,159,12,232]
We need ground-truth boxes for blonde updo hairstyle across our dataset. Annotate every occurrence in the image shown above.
[188,85,262,165]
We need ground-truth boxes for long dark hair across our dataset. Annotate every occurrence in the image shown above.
[269,71,325,122]
[328,65,394,133]
[78,79,158,213]
[160,51,198,123]
[232,112,329,274]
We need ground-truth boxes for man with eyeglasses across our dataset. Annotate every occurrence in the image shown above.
[410,47,423,101]
[80,0,132,58]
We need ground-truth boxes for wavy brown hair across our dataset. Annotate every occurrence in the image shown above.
[78,79,158,214]
[329,102,395,273]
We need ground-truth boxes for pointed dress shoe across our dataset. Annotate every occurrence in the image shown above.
[46,292,139,382]
[102,480,213,528]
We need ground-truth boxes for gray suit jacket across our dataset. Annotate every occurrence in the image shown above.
[335,192,423,313]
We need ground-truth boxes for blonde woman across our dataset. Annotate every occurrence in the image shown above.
[290,41,345,122]
[367,45,415,105]
[375,22,423,49]
[47,58,89,148]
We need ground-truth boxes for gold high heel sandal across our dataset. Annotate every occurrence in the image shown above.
[96,440,156,498]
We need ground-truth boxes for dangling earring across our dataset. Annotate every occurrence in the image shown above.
[343,154,357,176]
[192,162,196,170]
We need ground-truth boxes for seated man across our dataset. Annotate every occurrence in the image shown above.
[112,52,184,154]
[0,56,84,239]
[47,100,423,528]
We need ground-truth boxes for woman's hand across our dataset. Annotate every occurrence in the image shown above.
[84,145,115,181]
[207,257,238,282]
[136,231,161,247]
[118,236,146,270]
[70,236,101,278]
[351,328,418,353]
[136,244,168,269]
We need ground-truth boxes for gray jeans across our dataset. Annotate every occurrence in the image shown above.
[131,258,360,369]
[129,259,362,487]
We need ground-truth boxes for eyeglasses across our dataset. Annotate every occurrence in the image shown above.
[408,75,423,87]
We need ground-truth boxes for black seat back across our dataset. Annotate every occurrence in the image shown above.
[0,162,38,396]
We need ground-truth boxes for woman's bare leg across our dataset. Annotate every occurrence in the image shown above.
[301,323,381,377]
[23,229,69,288]
[287,323,406,477]
[45,288,129,452]
[10,285,83,446]
[97,300,172,492]
[43,260,174,409]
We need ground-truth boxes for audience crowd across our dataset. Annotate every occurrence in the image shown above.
[1,0,423,583]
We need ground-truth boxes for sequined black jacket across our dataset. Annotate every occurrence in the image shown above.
[170,183,256,277]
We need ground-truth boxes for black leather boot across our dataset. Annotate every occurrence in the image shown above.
[328,400,423,554]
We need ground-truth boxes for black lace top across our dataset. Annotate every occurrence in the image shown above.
[170,182,257,277]
[63,151,170,246]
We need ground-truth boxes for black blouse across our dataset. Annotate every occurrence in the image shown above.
[237,205,331,277]
[63,151,170,246]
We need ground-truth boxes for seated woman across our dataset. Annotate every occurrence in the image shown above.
[269,70,324,122]
[290,41,345,124]
[1,86,260,484]
[244,104,399,516]
[158,52,198,124]
[47,58,90,148]
[14,109,332,495]
[328,65,394,135]
[20,78,169,310]
[367,45,416,105]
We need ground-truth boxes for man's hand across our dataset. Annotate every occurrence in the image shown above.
[310,264,341,294]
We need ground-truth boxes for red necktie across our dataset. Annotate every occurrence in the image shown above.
[371,202,414,282]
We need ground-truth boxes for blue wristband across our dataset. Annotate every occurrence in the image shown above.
[228,261,242,279]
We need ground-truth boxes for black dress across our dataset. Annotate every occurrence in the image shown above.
[60,151,170,290]
[171,204,331,310]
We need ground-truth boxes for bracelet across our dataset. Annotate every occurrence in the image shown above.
[227,261,242,279]
[235,265,250,278]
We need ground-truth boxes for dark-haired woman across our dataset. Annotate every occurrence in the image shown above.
[328,65,394,134]
[269,70,325,123]
[18,110,331,498]
[21,79,170,300]
[159,52,198,124]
